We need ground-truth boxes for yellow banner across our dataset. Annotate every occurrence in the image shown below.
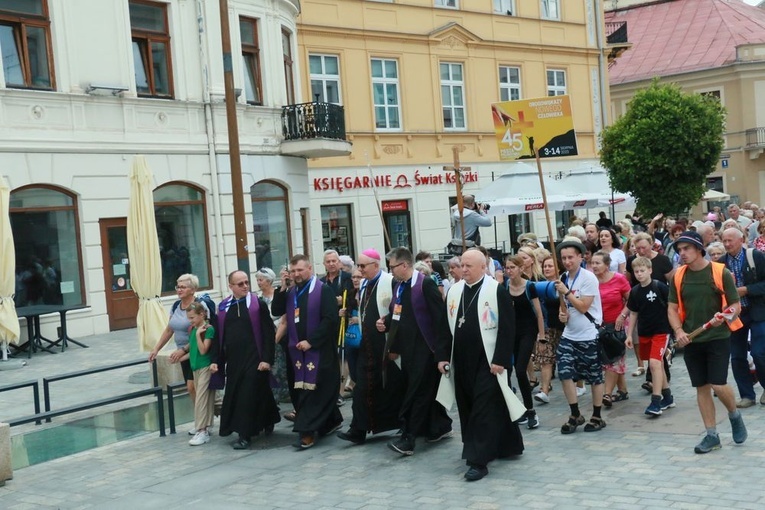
[491,95,578,160]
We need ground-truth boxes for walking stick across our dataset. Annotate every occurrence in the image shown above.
[687,307,737,342]
[338,289,348,375]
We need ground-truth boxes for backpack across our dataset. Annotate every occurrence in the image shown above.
[172,293,219,328]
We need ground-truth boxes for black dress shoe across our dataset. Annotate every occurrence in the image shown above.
[264,424,274,436]
[232,437,251,450]
[337,429,366,445]
[464,465,489,481]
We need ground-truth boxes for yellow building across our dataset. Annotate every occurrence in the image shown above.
[297,0,626,259]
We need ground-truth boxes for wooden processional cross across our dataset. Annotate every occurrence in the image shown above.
[443,146,471,253]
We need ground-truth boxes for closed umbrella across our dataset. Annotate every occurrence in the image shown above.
[127,156,167,352]
[0,176,20,361]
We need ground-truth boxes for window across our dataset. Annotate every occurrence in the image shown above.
[0,0,54,89]
[240,17,262,105]
[282,28,294,104]
[129,0,173,97]
[546,69,566,96]
[153,183,211,294]
[441,62,465,130]
[541,0,559,20]
[508,213,531,248]
[494,0,515,15]
[251,181,292,271]
[309,54,340,104]
[499,66,521,102]
[321,205,355,258]
[435,0,458,8]
[555,209,574,240]
[371,58,400,130]
[10,186,84,307]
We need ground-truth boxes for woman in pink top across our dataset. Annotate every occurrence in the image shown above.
[592,251,632,407]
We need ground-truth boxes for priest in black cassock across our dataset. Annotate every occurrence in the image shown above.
[214,270,281,450]
[378,247,453,456]
[337,248,404,444]
[272,254,343,449]
[437,249,524,481]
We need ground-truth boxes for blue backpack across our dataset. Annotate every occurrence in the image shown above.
[172,293,218,327]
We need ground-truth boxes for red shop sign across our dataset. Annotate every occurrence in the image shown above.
[382,200,408,212]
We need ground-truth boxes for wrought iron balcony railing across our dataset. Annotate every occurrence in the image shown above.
[605,21,628,44]
[746,127,765,149]
[282,101,347,142]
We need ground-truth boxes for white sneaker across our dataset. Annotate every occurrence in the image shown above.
[188,427,198,436]
[189,430,210,446]
[576,385,587,397]
[534,391,550,404]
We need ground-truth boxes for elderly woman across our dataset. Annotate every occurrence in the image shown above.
[255,268,290,405]
[149,273,208,434]
[447,256,462,283]
[706,242,725,262]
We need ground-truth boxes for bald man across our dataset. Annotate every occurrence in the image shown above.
[436,249,523,481]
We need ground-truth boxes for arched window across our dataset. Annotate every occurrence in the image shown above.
[251,181,291,271]
[10,185,84,307]
[154,183,211,294]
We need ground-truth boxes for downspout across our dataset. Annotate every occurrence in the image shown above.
[594,0,616,220]
[197,0,228,293]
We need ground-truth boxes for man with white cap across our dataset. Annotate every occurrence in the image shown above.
[337,248,404,445]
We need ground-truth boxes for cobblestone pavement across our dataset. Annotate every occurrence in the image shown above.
[2,331,765,509]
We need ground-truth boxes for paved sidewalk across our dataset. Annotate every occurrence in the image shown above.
[2,331,765,509]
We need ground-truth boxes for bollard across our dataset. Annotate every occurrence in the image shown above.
[0,422,12,484]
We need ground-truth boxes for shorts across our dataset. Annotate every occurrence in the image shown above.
[181,359,194,382]
[683,337,731,387]
[639,334,669,362]
[556,337,604,385]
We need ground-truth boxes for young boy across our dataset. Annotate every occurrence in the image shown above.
[626,256,675,416]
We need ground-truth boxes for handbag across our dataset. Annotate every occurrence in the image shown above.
[344,310,361,349]
[584,312,627,364]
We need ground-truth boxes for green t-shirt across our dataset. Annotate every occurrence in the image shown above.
[668,264,739,343]
[188,325,215,370]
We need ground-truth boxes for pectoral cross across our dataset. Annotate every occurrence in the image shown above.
[458,317,466,329]
[443,145,472,253]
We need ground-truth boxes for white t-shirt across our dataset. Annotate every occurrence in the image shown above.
[562,268,601,342]
[607,248,626,272]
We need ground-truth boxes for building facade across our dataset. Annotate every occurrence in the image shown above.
[606,0,765,215]
[298,0,631,259]
[3,0,350,338]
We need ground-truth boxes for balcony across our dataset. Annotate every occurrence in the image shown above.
[746,128,765,149]
[605,21,631,64]
[281,101,352,158]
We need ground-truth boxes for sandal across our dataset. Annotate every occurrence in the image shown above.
[584,417,607,432]
[560,415,585,434]
[613,390,629,402]
[641,382,653,393]
[530,379,540,389]
[632,367,646,377]
[602,394,613,408]
[283,410,297,422]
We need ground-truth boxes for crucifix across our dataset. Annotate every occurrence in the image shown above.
[443,145,471,253]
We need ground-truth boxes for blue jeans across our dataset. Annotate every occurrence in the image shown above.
[729,310,765,401]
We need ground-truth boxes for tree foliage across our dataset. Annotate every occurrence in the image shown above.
[600,80,726,216]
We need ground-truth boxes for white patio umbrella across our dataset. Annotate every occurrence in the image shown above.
[127,156,168,352]
[701,189,730,201]
[0,176,20,362]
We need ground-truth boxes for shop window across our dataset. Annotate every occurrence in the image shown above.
[251,181,292,271]
[0,0,55,89]
[10,185,84,307]
[240,16,262,105]
[153,183,211,294]
[321,205,354,258]
[129,0,173,98]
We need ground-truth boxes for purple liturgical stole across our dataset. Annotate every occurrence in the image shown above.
[286,277,323,390]
[394,271,437,353]
[212,294,263,390]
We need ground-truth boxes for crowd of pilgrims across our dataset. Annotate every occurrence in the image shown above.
[151,205,763,482]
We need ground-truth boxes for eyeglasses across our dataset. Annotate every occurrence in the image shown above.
[357,263,377,270]
[175,285,189,290]
[233,280,250,288]
[389,262,405,270]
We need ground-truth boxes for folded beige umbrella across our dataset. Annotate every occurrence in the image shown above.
[127,156,168,352]
[0,176,20,360]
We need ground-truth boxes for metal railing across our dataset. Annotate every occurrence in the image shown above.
[746,127,765,148]
[282,100,347,141]
[166,381,188,435]
[42,358,158,423]
[0,379,41,425]
[606,21,628,44]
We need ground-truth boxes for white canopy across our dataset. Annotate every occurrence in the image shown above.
[701,189,730,201]
[475,163,634,217]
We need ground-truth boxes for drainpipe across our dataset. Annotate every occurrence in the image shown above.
[594,0,616,220]
[197,0,228,293]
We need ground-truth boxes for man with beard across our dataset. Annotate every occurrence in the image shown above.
[336,248,404,444]
[214,270,280,449]
[378,247,452,456]
[437,249,524,481]
[273,254,343,449]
